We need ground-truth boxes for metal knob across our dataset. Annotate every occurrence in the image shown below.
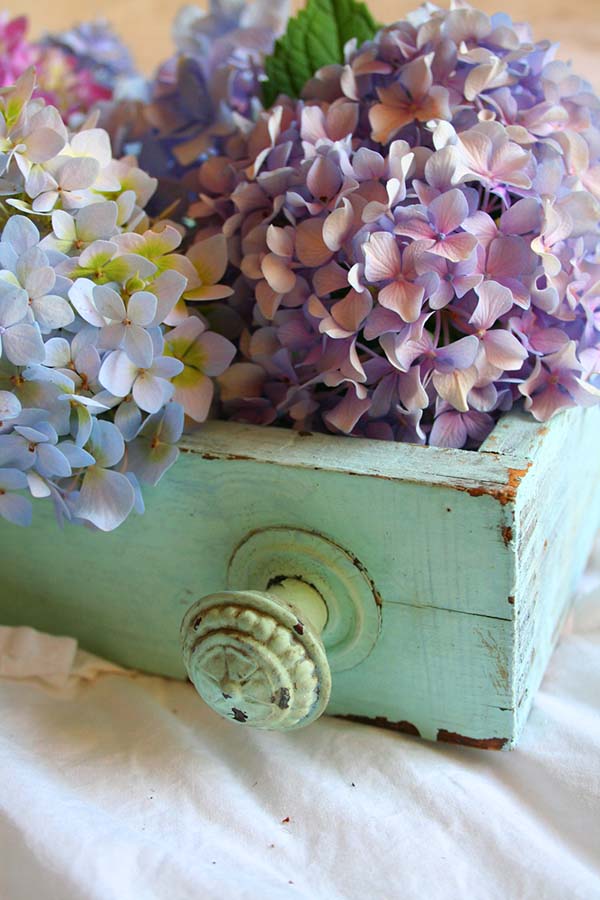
[180,527,381,731]
[181,581,331,730]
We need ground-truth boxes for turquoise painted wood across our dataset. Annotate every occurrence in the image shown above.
[1,404,599,748]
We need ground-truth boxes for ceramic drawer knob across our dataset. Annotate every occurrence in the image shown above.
[180,580,332,730]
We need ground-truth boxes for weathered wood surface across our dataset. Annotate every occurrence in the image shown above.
[1,406,599,748]
[181,584,333,730]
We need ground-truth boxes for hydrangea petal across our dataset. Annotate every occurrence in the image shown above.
[435,335,479,372]
[378,280,424,322]
[198,332,237,377]
[295,219,332,267]
[32,295,75,332]
[184,284,235,301]
[363,232,402,282]
[60,157,100,192]
[2,215,40,254]
[148,270,187,326]
[0,491,32,526]
[262,253,296,294]
[69,278,106,327]
[158,402,184,444]
[433,366,478,412]
[3,322,45,366]
[94,285,126,321]
[471,281,514,330]
[483,330,527,370]
[127,436,179,486]
[133,372,171,414]
[76,465,135,532]
[60,442,95,469]
[86,419,125,469]
[77,201,119,242]
[322,199,354,252]
[0,281,28,327]
[151,356,184,380]
[0,391,21,420]
[123,324,154,369]
[99,350,138,397]
[50,209,77,243]
[173,370,214,422]
[36,442,72,478]
[430,189,469,235]
[114,399,143,441]
[430,411,468,448]
[27,471,52,499]
[0,467,28,491]
[323,389,371,433]
[186,233,229,286]
[128,292,157,327]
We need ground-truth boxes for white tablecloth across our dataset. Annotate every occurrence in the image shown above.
[2,548,600,900]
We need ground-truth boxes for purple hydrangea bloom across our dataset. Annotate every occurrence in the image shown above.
[187,2,600,448]
[42,19,138,87]
[114,0,290,217]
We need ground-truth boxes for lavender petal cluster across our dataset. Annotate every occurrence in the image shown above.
[42,19,138,87]
[40,18,150,119]
[119,0,289,217]
[191,2,600,448]
[0,70,235,531]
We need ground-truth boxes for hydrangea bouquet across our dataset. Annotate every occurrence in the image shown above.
[1,0,599,532]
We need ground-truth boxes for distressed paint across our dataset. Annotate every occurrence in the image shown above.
[180,586,331,730]
[0,405,599,748]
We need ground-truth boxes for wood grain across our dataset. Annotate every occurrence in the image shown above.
[2,406,599,747]
[19,0,600,90]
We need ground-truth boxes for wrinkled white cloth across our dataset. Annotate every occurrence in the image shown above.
[1,554,600,900]
[0,626,124,689]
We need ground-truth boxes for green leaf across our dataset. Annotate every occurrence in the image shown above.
[262,0,379,108]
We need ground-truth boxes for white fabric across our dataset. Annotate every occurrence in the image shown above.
[2,552,600,900]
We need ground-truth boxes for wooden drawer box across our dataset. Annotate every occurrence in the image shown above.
[1,405,599,748]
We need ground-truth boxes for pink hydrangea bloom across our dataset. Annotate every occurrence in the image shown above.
[0,13,127,120]
[0,14,35,86]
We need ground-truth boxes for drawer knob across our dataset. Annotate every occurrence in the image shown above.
[180,580,331,730]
